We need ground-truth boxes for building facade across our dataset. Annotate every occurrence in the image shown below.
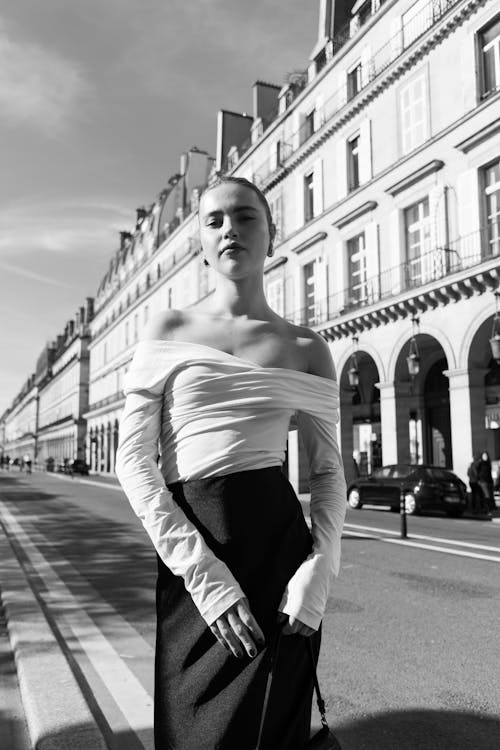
[35,301,93,469]
[4,0,499,490]
[1,374,38,464]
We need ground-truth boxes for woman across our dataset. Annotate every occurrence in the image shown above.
[477,451,495,513]
[115,177,346,750]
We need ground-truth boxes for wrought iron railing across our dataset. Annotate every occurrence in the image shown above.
[224,0,460,184]
[286,226,500,327]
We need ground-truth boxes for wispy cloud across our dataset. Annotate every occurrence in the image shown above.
[0,17,88,134]
[0,259,74,288]
[0,197,133,257]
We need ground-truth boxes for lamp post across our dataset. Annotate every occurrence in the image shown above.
[489,291,500,363]
[407,317,420,378]
[347,336,359,389]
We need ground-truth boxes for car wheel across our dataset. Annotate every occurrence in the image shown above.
[404,493,419,515]
[348,488,362,509]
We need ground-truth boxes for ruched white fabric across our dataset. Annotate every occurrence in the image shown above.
[115,339,346,630]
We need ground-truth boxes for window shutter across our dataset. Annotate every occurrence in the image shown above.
[361,45,372,87]
[457,169,481,262]
[428,185,448,278]
[333,241,346,313]
[314,255,328,322]
[359,119,372,184]
[292,110,302,151]
[365,221,380,303]
[314,93,325,131]
[296,172,305,229]
[269,142,278,172]
[336,138,348,199]
[337,70,347,108]
[313,160,324,217]
[388,209,402,295]
[390,17,403,60]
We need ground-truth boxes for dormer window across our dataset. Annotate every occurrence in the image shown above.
[315,47,327,75]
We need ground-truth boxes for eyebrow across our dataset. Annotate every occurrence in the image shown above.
[203,205,258,217]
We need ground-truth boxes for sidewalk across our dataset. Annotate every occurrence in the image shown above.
[0,516,107,750]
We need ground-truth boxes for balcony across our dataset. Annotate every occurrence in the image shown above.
[286,226,500,334]
[225,0,461,186]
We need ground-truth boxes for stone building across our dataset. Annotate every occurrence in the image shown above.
[34,300,93,468]
[1,374,38,465]
[80,0,500,490]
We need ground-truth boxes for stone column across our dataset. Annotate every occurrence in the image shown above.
[377,382,398,465]
[340,388,354,482]
[444,368,486,483]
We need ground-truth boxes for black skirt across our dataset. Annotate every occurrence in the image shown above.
[155,466,321,750]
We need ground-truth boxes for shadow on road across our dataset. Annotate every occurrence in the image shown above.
[1,474,156,632]
[331,708,500,749]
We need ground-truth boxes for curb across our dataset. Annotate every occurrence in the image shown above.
[0,525,107,750]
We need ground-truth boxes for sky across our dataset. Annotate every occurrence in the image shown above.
[0,0,318,415]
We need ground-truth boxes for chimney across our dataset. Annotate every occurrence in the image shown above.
[85,297,94,323]
[119,230,132,250]
[318,0,334,41]
[135,206,147,230]
[68,320,75,337]
[179,152,188,175]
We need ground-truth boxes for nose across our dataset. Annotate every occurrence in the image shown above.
[222,216,238,239]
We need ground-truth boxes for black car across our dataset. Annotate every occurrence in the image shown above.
[347,464,468,517]
[69,459,90,476]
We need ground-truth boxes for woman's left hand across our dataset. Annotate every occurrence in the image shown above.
[277,612,316,637]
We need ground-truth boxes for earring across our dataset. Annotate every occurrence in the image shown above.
[202,257,209,267]
[267,245,274,258]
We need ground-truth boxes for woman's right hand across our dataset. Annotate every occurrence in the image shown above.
[210,597,265,659]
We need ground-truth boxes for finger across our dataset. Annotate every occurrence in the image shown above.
[227,610,257,658]
[210,624,230,652]
[236,600,265,645]
[215,617,243,658]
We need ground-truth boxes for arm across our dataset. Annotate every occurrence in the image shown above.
[279,334,347,632]
[115,348,246,627]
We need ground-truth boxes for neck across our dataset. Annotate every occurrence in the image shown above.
[209,274,273,320]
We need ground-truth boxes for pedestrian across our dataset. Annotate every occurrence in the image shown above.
[116,176,347,750]
[467,456,487,515]
[23,453,32,474]
[477,451,495,512]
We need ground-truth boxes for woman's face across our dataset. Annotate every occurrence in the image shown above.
[199,183,275,280]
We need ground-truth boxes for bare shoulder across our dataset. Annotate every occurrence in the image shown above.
[142,309,187,341]
[294,325,337,381]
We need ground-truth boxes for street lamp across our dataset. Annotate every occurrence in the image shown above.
[489,291,500,363]
[347,336,359,389]
[406,317,420,378]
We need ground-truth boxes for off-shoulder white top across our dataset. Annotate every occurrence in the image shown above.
[115,339,346,630]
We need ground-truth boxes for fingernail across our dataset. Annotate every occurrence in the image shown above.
[249,648,256,657]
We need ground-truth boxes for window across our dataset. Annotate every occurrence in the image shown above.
[266,278,284,316]
[303,260,317,325]
[302,110,315,144]
[167,288,173,309]
[125,322,129,347]
[269,194,283,242]
[134,314,138,342]
[347,62,362,101]
[347,135,360,192]
[304,172,315,223]
[399,73,428,154]
[144,305,149,325]
[483,158,500,257]
[347,233,368,305]
[315,48,327,74]
[479,16,500,98]
[404,198,431,286]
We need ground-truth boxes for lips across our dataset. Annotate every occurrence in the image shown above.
[220,242,245,255]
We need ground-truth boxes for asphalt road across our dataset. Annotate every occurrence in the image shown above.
[1,470,499,750]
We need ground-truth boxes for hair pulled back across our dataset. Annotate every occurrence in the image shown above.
[199,176,273,233]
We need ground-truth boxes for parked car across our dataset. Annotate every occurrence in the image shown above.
[347,464,468,517]
[69,459,90,476]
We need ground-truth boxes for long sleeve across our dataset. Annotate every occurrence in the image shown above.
[278,408,346,630]
[115,370,245,626]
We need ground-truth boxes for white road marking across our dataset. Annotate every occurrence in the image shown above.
[344,522,500,553]
[345,528,500,563]
[0,501,154,749]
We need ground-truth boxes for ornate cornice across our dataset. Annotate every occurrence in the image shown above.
[292,231,327,254]
[318,261,500,341]
[333,201,378,229]
[386,160,444,196]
